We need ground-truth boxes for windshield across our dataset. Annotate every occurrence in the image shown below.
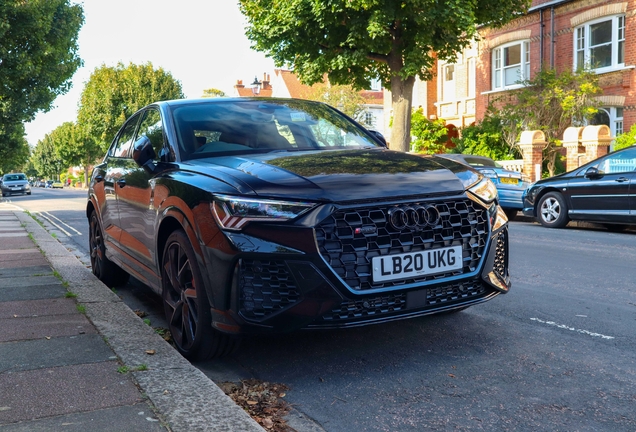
[3,174,26,181]
[172,99,382,160]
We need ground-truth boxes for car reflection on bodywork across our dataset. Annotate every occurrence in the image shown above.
[523,145,636,230]
[86,97,511,360]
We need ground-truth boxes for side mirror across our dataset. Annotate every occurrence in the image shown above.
[584,166,601,179]
[132,136,157,173]
[368,130,387,147]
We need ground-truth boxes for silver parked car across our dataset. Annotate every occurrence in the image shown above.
[1,173,31,197]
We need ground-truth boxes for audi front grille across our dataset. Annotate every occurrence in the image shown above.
[315,199,489,291]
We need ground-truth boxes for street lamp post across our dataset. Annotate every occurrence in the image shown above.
[250,76,262,96]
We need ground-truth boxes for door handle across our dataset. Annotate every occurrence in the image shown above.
[116,179,126,188]
[615,177,629,183]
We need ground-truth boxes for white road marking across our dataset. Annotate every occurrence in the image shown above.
[530,317,615,340]
[42,211,82,235]
[35,211,73,237]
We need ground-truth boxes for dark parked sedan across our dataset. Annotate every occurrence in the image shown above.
[87,98,511,359]
[523,145,636,229]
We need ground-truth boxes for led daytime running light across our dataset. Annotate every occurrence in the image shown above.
[212,195,314,230]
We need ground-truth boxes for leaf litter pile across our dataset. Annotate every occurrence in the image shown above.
[220,379,293,431]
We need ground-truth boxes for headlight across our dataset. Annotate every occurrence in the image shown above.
[212,195,315,230]
[468,177,498,203]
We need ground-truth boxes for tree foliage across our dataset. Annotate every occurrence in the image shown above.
[239,0,529,151]
[452,113,521,161]
[410,109,448,154]
[0,122,30,174]
[0,0,83,174]
[613,124,636,151]
[31,133,64,180]
[202,88,226,98]
[43,121,100,185]
[77,62,184,152]
[0,0,83,123]
[491,68,601,176]
[300,82,367,123]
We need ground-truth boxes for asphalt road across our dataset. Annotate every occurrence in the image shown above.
[5,188,636,431]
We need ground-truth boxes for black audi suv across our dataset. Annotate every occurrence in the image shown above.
[87,98,510,359]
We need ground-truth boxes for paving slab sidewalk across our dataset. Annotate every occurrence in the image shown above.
[0,204,263,432]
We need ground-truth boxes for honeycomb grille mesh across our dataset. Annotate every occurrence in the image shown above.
[319,280,487,323]
[493,230,508,281]
[315,199,489,291]
[239,259,301,319]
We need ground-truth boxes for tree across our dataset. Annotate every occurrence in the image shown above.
[410,108,448,154]
[613,124,636,151]
[452,113,522,161]
[0,0,83,124]
[491,68,601,176]
[0,122,30,174]
[202,88,226,98]
[77,62,185,152]
[0,0,83,174]
[239,0,529,151]
[31,133,64,180]
[300,82,367,122]
[48,122,101,185]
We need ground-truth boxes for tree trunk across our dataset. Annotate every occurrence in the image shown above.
[389,75,415,152]
[84,165,90,187]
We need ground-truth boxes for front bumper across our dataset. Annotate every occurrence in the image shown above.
[203,197,510,335]
[1,185,30,194]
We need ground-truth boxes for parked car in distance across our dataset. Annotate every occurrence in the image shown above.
[87,98,511,360]
[1,173,31,197]
[438,154,527,220]
[523,145,636,230]
[51,181,64,189]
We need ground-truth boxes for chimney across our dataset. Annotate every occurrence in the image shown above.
[262,73,271,90]
[234,79,244,89]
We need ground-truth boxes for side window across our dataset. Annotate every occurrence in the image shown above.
[137,109,164,161]
[110,113,141,158]
[597,148,636,174]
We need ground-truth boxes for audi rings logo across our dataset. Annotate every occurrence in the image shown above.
[387,205,440,231]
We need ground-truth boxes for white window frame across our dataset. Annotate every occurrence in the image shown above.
[491,40,530,91]
[364,111,375,128]
[574,15,625,73]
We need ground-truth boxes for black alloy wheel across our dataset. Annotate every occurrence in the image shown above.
[161,230,238,360]
[89,212,130,287]
[537,192,569,228]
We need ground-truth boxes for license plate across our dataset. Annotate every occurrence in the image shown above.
[500,177,519,185]
[372,245,463,283]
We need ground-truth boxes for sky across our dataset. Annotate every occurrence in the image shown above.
[24,0,276,145]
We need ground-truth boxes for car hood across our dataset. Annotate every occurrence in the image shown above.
[186,149,470,202]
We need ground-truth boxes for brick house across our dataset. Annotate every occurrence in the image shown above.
[419,0,632,150]
[232,70,386,134]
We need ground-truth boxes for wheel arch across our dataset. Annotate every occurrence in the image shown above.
[532,186,563,217]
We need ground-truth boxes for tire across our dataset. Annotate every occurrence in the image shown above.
[503,209,518,221]
[89,211,130,287]
[26,192,31,195]
[161,230,239,360]
[537,192,569,228]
